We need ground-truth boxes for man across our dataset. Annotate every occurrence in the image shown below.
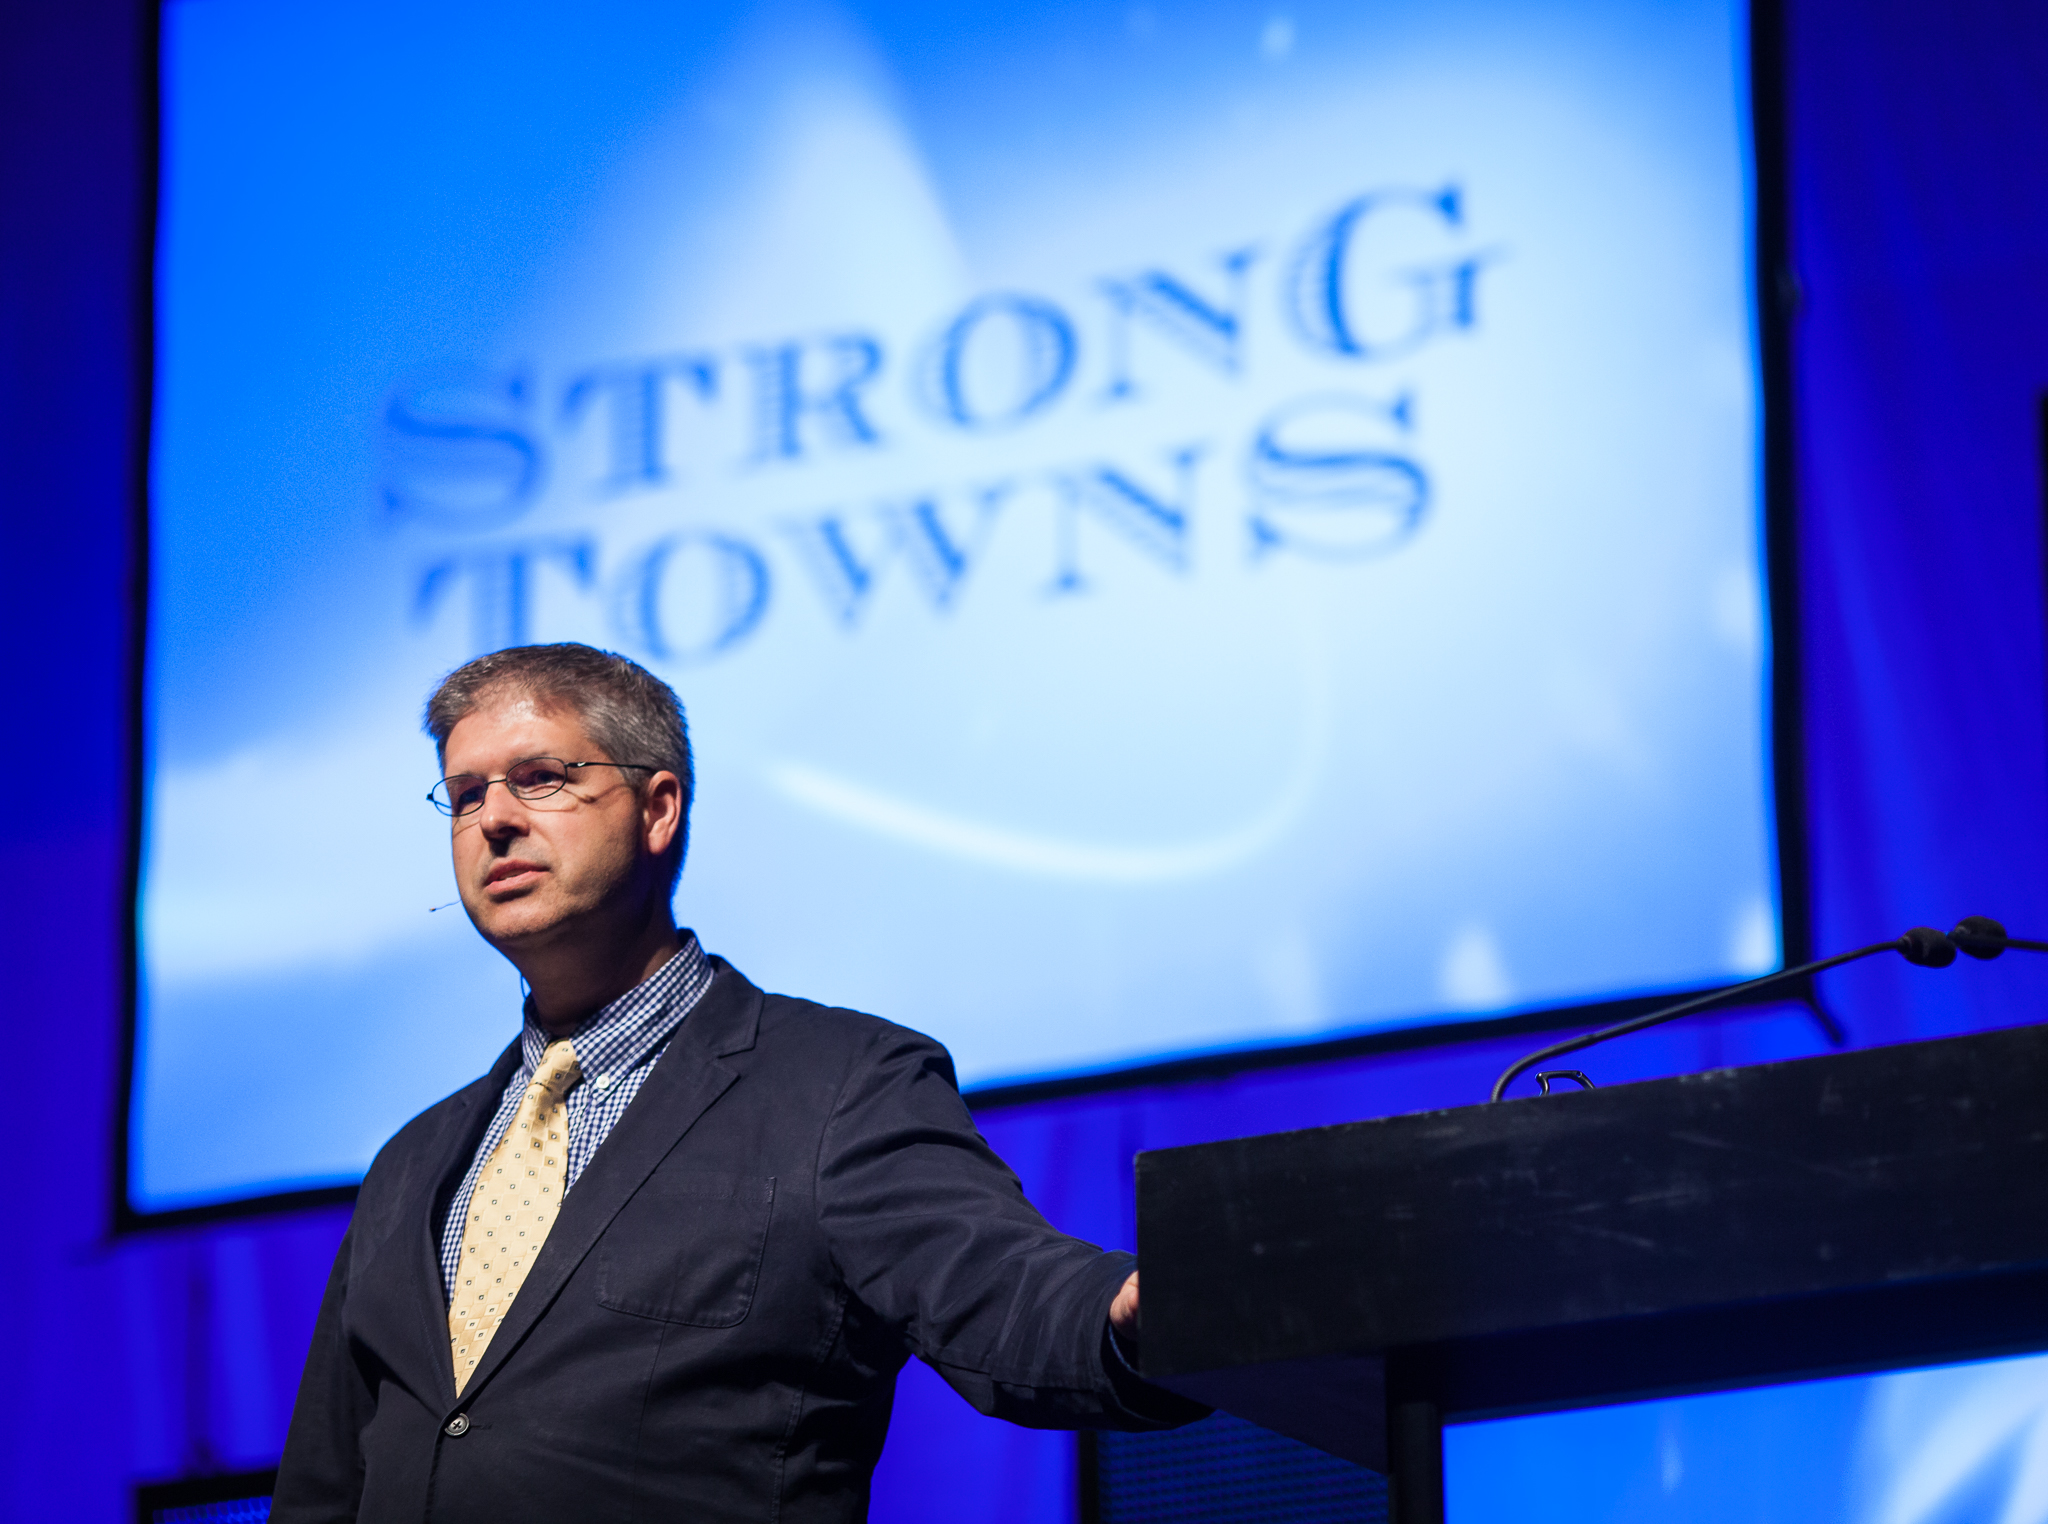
[273,642,1201,1523]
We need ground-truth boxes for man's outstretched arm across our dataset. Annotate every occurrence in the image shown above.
[817,1021,1207,1431]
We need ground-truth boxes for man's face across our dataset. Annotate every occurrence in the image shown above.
[440,694,677,955]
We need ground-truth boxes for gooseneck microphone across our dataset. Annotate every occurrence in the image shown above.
[1488,924,1968,1103]
[1949,916,2048,959]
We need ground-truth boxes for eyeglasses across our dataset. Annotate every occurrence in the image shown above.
[428,758,661,817]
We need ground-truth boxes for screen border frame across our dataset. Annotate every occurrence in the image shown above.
[115,0,1807,1231]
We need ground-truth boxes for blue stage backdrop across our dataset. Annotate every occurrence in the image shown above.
[137,0,1776,1213]
[7,0,2048,1521]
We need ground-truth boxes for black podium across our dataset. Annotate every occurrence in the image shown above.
[1134,1021,2048,1523]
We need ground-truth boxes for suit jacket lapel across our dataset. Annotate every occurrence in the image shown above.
[348,1037,523,1412]
[458,961,765,1400]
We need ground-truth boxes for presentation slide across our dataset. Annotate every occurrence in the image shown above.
[138,0,1774,1211]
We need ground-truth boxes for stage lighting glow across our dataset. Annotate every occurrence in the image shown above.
[1446,1351,2048,1524]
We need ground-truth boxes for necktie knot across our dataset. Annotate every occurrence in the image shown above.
[532,1039,581,1099]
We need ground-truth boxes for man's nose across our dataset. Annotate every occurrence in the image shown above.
[474,781,529,837]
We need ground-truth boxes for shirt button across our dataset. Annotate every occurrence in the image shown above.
[445,1413,470,1436]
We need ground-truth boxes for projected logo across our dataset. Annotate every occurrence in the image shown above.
[382,185,1494,662]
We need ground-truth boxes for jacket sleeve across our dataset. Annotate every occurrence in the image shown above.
[270,1226,374,1522]
[815,1021,1208,1431]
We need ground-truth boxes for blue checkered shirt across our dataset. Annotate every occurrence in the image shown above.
[438,932,716,1299]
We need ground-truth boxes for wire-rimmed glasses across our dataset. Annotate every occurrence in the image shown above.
[427,758,660,817]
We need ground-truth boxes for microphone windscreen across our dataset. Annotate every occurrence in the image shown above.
[1899,926,1959,967]
[1951,915,2008,959]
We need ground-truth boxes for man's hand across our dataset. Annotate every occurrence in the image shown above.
[1110,1271,1140,1336]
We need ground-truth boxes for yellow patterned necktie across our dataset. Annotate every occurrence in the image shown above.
[448,1038,582,1395]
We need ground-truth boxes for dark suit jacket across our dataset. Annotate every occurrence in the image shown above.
[272,958,1202,1522]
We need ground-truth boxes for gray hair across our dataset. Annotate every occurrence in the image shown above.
[424,643,693,881]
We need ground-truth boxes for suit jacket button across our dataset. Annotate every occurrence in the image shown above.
[445,1413,470,1436]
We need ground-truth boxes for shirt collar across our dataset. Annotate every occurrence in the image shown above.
[518,930,711,1089]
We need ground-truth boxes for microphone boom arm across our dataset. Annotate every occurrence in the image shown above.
[1488,935,1941,1103]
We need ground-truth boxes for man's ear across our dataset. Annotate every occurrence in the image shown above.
[641,770,685,857]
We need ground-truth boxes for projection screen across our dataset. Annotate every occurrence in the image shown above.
[137,0,1775,1212]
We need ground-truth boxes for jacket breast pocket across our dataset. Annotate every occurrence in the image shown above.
[596,1171,776,1328]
